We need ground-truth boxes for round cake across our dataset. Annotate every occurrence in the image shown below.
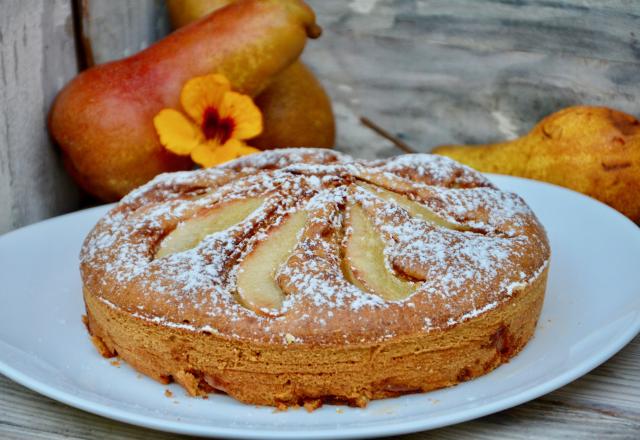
[81,148,550,408]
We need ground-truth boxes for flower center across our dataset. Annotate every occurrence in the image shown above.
[201,107,235,144]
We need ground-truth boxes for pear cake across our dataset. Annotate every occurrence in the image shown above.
[81,148,550,408]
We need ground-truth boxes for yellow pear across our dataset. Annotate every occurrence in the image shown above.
[166,0,335,149]
[433,106,640,223]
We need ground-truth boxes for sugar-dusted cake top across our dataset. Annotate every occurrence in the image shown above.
[81,148,549,345]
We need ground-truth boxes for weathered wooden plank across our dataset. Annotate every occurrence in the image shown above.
[0,0,80,234]
[303,0,640,159]
[79,0,171,66]
[410,399,640,439]
[0,336,638,439]
[0,375,183,439]
[315,0,640,63]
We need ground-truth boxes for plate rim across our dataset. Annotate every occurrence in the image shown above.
[1,174,639,439]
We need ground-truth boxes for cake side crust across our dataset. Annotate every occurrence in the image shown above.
[83,266,547,408]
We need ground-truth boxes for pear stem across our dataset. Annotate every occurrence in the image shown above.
[359,116,417,154]
[307,23,322,38]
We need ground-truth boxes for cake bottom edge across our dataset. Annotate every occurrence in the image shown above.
[82,269,547,410]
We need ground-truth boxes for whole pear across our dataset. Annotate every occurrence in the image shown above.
[50,0,321,201]
[251,61,334,149]
[433,106,640,223]
[167,0,335,149]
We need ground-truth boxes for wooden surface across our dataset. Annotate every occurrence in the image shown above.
[78,0,170,67]
[0,0,80,234]
[306,0,640,159]
[1,0,640,438]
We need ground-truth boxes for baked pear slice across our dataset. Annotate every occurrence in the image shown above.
[155,197,264,258]
[357,182,468,231]
[343,203,416,300]
[236,210,308,314]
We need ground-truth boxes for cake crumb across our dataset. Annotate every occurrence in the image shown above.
[274,402,289,412]
[110,360,121,367]
[304,399,322,412]
[164,389,173,398]
[336,408,344,414]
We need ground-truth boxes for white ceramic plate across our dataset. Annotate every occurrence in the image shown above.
[0,175,639,439]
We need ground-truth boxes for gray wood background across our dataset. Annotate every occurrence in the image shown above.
[0,0,639,438]
[0,0,79,234]
[79,0,170,67]
[309,0,640,159]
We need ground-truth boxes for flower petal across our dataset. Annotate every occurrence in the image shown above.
[190,142,220,168]
[191,139,259,168]
[153,109,202,155]
[219,91,263,140]
[181,74,231,124]
[222,138,261,158]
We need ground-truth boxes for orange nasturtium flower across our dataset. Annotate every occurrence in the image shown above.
[154,74,262,167]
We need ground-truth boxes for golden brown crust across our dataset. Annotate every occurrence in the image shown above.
[81,148,550,407]
[84,267,547,407]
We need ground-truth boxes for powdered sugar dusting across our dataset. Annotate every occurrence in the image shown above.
[81,150,550,345]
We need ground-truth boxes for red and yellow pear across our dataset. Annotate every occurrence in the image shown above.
[50,0,321,201]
